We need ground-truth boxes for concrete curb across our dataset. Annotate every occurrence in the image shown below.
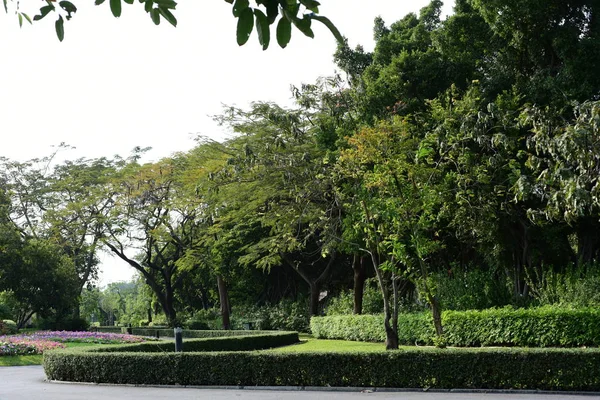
[46,380,600,396]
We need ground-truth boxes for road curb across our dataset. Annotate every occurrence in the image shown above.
[46,380,600,396]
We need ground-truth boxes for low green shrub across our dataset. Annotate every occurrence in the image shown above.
[43,344,600,390]
[90,326,122,333]
[0,303,12,320]
[325,279,385,316]
[432,269,513,310]
[230,300,310,332]
[311,306,600,347]
[184,320,210,330]
[130,328,279,339]
[38,317,89,332]
[1,319,18,334]
[529,263,600,307]
[90,332,299,353]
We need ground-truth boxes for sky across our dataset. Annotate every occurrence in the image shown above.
[0,0,454,286]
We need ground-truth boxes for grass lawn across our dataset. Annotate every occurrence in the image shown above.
[267,337,387,353]
[0,342,103,367]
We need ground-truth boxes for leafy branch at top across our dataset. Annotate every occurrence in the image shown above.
[6,0,342,47]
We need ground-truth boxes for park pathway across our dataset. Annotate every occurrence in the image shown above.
[1,366,599,400]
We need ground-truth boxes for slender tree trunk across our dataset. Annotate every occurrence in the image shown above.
[309,283,320,316]
[217,275,231,330]
[428,294,443,336]
[353,255,367,315]
[280,252,337,317]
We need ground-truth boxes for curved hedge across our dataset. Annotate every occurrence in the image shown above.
[44,343,600,390]
[311,307,600,347]
[130,328,275,339]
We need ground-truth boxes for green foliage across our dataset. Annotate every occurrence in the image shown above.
[324,281,384,315]
[129,328,279,339]
[0,302,12,320]
[0,319,18,334]
[432,269,513,311]
[311,313,432,344]
[36,316,89,332]
[44,344,600,390]
[312,307,600,347]
[8,0,341,46]
[528,264,600,308]
[230,300,311,332]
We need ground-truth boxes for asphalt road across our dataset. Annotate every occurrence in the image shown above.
[1,366,599,400]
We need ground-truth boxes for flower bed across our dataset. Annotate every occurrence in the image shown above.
[1,331,151,356]
[0,337,65,356]
[25,331,147,344]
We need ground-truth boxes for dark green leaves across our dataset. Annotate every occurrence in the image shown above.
[59,1,77,20]
[291,14,313,38]
[232,0,249,17]
[310,14,343,44]
[254,9,270,50]
[276,16,292,48]
[158,6,177,26]
[110,0,121,18]
[55,15,65,41]
[237,7,254,46]
[33,4,55,21]
[299,0,320,13]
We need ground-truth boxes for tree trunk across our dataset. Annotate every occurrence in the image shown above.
[280,252,337,317]
[429,294,443,336]
[309,282,320,316]
[217,275,231,330]
[353,255,367,315]
[577,218,600,266]
[147,308,153,323]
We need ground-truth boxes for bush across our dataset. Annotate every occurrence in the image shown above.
[184,320,210,330]
[130,328,279,339]
[0,303,12,320]
[231,300,310,332]
[311,306,600,347]
[37,316,89,332]
[0,319,18,335]
[90,326,122,333]
[311,313,432,344]
[91,331,299,353]
[43,344,600,390]
[529,263,600,307]
[325,279,384,315]
[432,268,513,310]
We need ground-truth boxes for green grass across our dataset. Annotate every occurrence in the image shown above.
[0,342,104,367]
[266,337,387,353]
[0,355,43,366]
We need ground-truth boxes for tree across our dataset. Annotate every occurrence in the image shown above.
[337,118,447,348]
[211,102,344,316]
[5,0,342,46]
[0,153,117,315]
[102,157,202,327]
[0,238,79,329]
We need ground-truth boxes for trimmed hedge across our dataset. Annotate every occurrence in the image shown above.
[311,307,600,347]
[90,326,123,334]
[91,332,299,353]
[129,328,275,339]
[43,344,600,390]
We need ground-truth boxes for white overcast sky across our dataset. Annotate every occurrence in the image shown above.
[0,0,453,286]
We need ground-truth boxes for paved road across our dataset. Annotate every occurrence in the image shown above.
[1,366,599,400]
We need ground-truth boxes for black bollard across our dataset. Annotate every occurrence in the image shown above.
[174,327,183,352]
